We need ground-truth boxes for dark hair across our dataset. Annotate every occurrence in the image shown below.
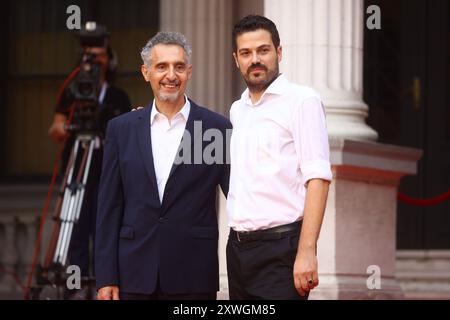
[232,15,280,52]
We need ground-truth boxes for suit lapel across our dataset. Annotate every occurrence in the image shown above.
[167,100,201,180]
[136,103,159,198]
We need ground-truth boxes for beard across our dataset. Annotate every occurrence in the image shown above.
[158,80,182,103]
[243,62,280,93]
[158,91,180,103]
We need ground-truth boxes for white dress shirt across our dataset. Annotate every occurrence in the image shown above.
[227,74,333,231]
[151,97,190,203]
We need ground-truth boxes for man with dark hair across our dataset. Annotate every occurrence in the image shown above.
[226,15,332,300]
[232,14,280,52]
[95,31,231,300]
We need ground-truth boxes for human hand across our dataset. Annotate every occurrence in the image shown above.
[48,114,70,142]
[131,106,144,111]
[97,286,119,300]
[293,248,319,297]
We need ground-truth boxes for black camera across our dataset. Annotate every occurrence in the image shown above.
[70,22,109,102]
[71,53,102,102]
[67,22,110,134]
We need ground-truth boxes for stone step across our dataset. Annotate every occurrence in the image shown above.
[396,250,450,300]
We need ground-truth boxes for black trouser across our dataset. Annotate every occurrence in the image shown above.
[226,221,308,300]
[119,276,216,300]
[119,291,216,300]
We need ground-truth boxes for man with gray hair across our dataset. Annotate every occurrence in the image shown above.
[95,31,231,300]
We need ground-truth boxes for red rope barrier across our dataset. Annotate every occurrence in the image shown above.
[22,104,77,300]
[21,68,81,300]
[398,189,450,206]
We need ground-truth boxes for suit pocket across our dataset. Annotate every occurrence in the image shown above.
[119,226,134,239]
[191,227,218,239]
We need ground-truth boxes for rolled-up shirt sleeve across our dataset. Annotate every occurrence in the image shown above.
[292,96,333,186]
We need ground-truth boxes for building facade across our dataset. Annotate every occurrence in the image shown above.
[0,0,449,299]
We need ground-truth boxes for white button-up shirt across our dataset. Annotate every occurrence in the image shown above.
[150,97,190,203]
[227,74,333,231]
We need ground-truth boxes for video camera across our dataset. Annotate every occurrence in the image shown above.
[67,22,111,135]
[71,22,109,102]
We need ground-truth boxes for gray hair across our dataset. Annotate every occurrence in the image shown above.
[140,31,192,66]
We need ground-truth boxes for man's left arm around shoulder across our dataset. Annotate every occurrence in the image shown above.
[294,178,330,297]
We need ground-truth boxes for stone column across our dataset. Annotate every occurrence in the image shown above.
[264,0,378,141]
[310,139,422,299]
[160,0,234,116]
[160,0,234,299]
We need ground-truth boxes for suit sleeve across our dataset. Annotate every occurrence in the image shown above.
[95,119,124,290]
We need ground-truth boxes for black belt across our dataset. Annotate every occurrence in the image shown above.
[230,220,302,243]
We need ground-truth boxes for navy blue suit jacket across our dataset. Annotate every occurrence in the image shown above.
[95,100,231,294]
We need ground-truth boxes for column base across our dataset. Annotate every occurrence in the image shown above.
[327,121,379,142]
[326,101,379,142]
[309,274,405,300]
[313,139,422,300]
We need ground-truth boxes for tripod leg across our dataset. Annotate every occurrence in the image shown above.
[54,138,87,264]
[44,139,80,268]
[75,138,95,221]
[57,190,78,263]
[53,139,81,265]
[58,137,95,266]
[53,191,72,264]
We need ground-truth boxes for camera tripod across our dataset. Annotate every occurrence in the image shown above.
[30,131,100,300]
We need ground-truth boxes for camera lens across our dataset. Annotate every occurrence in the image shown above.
[78,82,93,97]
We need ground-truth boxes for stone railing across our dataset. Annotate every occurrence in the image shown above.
[0,184,48,299]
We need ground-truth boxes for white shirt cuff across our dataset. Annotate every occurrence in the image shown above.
[300,160,333,185]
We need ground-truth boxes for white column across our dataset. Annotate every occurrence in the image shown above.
[160,0,234,299]
[264,0,378,141]
[160,0,234,116]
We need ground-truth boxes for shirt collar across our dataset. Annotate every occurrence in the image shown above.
[241,73,288,106]
[151,95,191,125]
